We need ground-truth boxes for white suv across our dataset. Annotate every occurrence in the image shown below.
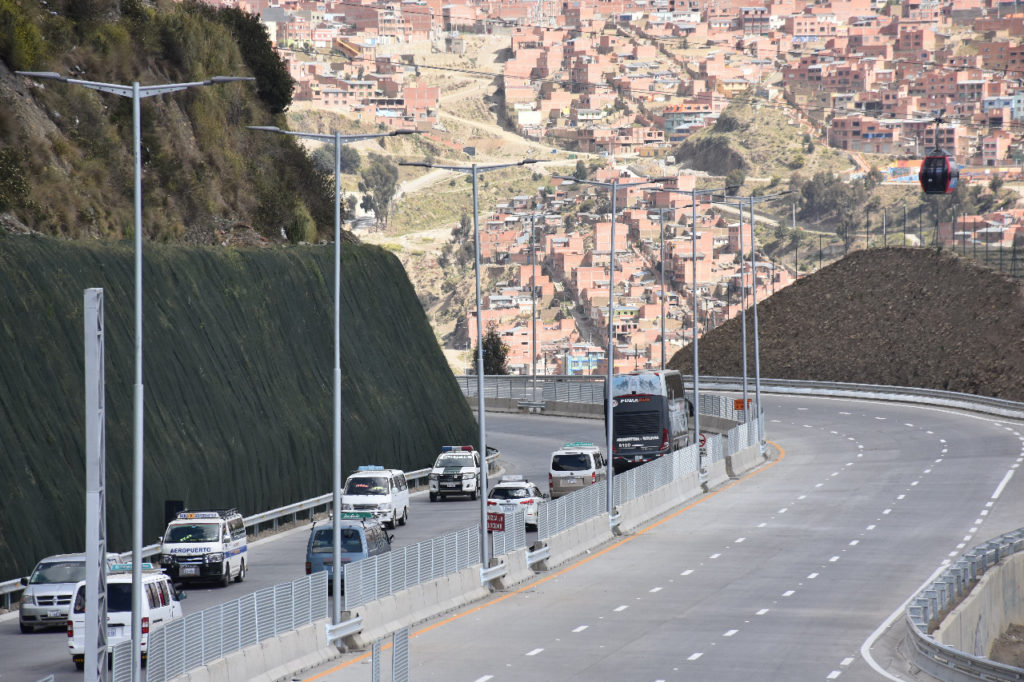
[428,446,481,501]
[158,509,247,587]
[19,553,116,633]
[68,564,185,670]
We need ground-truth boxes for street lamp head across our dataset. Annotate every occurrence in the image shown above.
[398,161,432,168]
[389,129,418,136]
[519,158,542,165]
[208,76,256,84]
[247,125,283,133]
[15,71,65,81]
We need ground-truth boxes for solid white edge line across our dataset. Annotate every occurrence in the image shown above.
[861,561,949,681]
[991,470,1014,499]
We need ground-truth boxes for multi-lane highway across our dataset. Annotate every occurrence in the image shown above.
[301,395,1024,682]
[3,397,1022,681]
[0,414,605,681]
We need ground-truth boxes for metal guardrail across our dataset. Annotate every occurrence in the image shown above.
[491,509,527,557]
[343,526,479,611]
[0,451,499,609]
[906,529,1024,681]
[143,571,328,682]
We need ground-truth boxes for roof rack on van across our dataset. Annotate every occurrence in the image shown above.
[109,562,157,573]
[441,445,475,452]
[356,465,384,471]
[176,509,239,520]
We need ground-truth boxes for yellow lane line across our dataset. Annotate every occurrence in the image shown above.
[305,440,785,680]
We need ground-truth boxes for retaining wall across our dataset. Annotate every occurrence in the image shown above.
[934,552,1024,658]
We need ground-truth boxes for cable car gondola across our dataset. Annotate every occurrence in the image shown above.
[919,149,959,194]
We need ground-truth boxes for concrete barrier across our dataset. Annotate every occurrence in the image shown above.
[490,548,534,590]
[171,618,338,682]
[725,443,764,479]
[617,472,703,534]
[535,513,614,570]
[934,552,1024,657]
[705,459,730,490]
[340,563,489,650]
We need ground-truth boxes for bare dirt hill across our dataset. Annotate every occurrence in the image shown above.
[670,247,1024,402]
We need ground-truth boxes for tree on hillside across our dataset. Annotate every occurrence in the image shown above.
[312,145,360,177]
[472,324,510,375]
[574,159,589,180]
[358,153,399,230]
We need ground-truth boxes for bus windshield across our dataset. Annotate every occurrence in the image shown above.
[613,395,667,453]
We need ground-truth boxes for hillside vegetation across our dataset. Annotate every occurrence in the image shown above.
[0,234,477,579]
[670,247,1024,402]
[0,0,334,244]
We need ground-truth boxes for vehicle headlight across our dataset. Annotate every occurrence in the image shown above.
[429,473,438,481]
[342,503,355,510]
[20,592,35,606]
[462,472,475,481]
[160,554,175,565]
[206,552,225,564]
[377,503,392,511]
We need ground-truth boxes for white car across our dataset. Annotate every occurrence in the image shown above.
[428,446,481,501]
[486,475,548,530]
[68,563,185,670]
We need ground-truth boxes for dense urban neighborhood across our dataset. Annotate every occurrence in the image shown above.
[197,0,1024,374]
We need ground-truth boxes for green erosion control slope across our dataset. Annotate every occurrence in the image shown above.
[0,234,477,578]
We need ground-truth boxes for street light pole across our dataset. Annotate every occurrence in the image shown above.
[402,158,538,569]
[249,126,413,623]
[16,71,253,682]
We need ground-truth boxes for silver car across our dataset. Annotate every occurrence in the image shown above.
[19,553,114,633]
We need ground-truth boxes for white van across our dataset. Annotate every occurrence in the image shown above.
[548,442,607,499]
[67,563,185,670]
[158,509,247,587]
[341,466,409,529]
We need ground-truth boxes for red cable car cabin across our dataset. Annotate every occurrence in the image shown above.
[919,150,959,194]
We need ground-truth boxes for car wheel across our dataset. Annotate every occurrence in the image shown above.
[398,507,407,526]
[75,660,84,671]
[19,622,32,634]
[469,490,477,501]
[234,560,245,583]
[429,492,437,502]
[220,563,231,587]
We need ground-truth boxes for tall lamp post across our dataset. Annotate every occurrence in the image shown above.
[400,159,539,569]
[515,211,544,401]
[552,174,657,528]
[649,182,733,466]
[249,126,414,624]
[16,70,253,682]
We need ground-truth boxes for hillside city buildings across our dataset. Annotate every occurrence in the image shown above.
[192,0,1024,375]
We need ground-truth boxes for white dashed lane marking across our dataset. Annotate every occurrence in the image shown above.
[681,569,694,576]
[687,653,703,661]
[614,605,628,612]
[572,625,588,633]
[525,648,543,656]
[756,608,769,615]
[723,629,738,637]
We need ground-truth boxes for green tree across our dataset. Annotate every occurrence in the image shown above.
[725,168,746,194]
[574,159,588,180]
[358,153,399,230]
[476,324,510,375]
[990,176,1004,194]
[311,144,360,177]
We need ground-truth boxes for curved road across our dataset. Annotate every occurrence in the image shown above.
[303,394,1024,682]
[4,399,1022,681]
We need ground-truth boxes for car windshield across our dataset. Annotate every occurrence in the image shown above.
[552,453,592,471]
[165,523,219,543]
[344,477,388,495]
[30,560,86,585]
[436,454,475,468]
[311,528,364,553]
[489,486,531,500]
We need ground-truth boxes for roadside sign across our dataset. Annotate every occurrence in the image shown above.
[698,433,707,447]
[487,511,505,532]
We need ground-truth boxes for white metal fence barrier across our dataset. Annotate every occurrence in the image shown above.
[614,442,703,507]
[343,526,479,611]
[491,509,527,556]
[137,571,327,682]
[906,528,1024,681]
[111,638,132,682]
[537,478,608,541]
